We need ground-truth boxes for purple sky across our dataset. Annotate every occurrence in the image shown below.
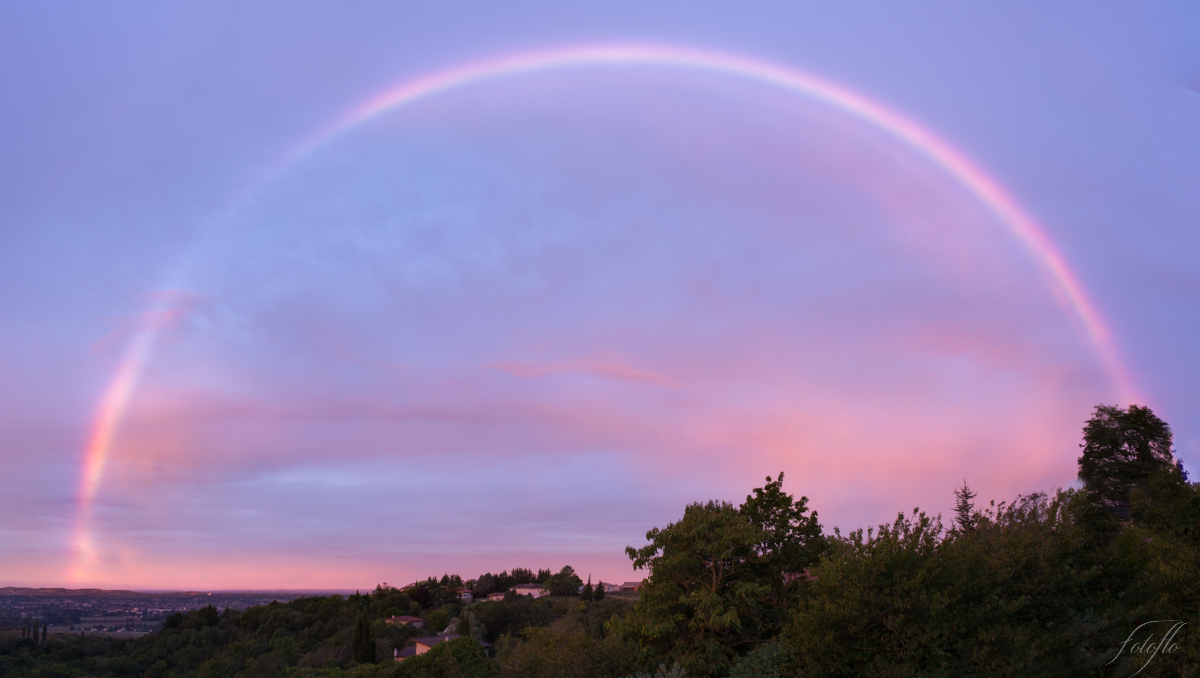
[2,2,1198,590]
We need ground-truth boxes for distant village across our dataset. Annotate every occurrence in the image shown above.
[0,574,644,653]
[0,587,335,638]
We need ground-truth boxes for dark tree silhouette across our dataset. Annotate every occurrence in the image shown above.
[351,611,375,664]
[953,480,977,532]
[1078,404,1176,508]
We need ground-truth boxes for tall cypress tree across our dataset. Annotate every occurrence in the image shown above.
[352,612,375,664]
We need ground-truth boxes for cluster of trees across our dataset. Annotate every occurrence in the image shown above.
[2,404,1195,677]
[579,577,606,603]
[18,619,46,645]
[472,570,552,597]
[613,404,1197,677]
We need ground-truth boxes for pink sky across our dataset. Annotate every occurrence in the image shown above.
[3,3,1196,591]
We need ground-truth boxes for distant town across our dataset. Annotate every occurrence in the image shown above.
[0,574,642,641]
[0,587,347,638]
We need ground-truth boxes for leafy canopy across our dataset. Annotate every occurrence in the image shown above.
[1078,404,1175,507]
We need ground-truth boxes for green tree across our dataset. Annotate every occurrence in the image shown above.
[592,580,606,602]
[783,492,1138,676]
[1078,404,1175,508]
[456,608,489,645]
[498,618,634,678]
[397,636,495,678]
[425,607,453,635]
[1117,468,1200,673]
[352,610,376,664]
[952,480,976,532]
[738,472,825,634]
[728,641,788,678]
[614,499,768,676]
[580,576,594,602]
[545,566,583,597]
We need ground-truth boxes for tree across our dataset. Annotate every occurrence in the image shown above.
[614,475,827,675]
[953,480,977,532]
[352,611,376,664]
[613,499,769,676]
[456,608,488,645]
[784,491,1141,676]
[498,618,635,678]
[473,573,496,596]
[593,580,606,602]
[545,566,583,597]
[738,472,826,628]
[1078,404,1176,507]
[580,576,594,602]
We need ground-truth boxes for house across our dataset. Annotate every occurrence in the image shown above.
[458,590,474,604]
[384,616,424,628]
[395,634,492,662]
[395,634,461,662]
[512,583,547,598]
[486,592,506,602]
[394,646,416,661]
[597,581,620,593]
[620,581,643,592]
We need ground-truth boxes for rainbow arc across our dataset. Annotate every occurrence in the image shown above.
[70,43,1136,581]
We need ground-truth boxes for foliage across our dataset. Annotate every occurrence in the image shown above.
[951,480,976,532]
[395,636,496,678]
[727,641,786,678]
[1113,468,1200,674]
[1078,404,1176,507]
[352,612,376,664]
[455,609,488,645]
[472,570,545,597]
[614,474,824,677]
[543,567,583,598]
[614,500,769,676]
[471,599,555,645]
[781,489,1171,676]
[497,618,635,678]
[621,662,688,678]
[738,473,826,633]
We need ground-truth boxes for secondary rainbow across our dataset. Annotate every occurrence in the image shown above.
[71,43,1137,579]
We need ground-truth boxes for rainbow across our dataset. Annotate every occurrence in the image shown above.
[70,43,1137,580]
